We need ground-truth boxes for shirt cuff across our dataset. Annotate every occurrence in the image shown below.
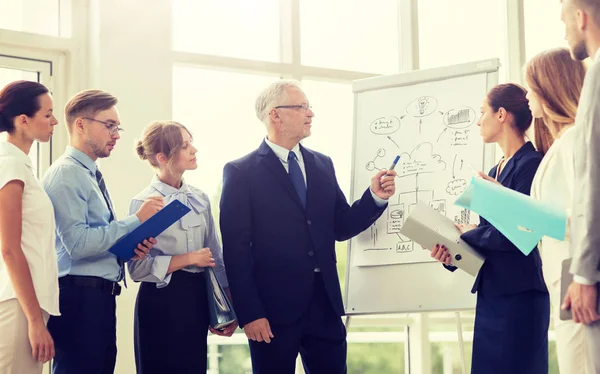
[369,188,388,208]
[151,255,172,283]
[121,214,141,232]
[574,275,597,285]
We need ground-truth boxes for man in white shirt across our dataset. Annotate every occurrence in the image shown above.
[560,0,600,371]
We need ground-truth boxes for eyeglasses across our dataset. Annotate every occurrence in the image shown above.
[274,104,312,112]
[82,117,124,136]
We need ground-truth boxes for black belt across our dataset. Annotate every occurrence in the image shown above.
[59,275,122,296]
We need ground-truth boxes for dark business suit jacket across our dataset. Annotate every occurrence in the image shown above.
[219,140,387,327]
[460,141,547,296]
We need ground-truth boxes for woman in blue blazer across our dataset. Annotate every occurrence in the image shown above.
[432,83,550,374]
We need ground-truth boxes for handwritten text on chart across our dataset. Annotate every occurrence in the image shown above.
[370,117,400,135]
[446,179,468,195]
[387,204,404,234]
[396,242,413,253]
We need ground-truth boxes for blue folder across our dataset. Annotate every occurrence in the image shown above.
[455,177,567,255]
[109,199,191,260]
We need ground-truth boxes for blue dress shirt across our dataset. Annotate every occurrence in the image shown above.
[42,146,141,282]
[127,175,228,288]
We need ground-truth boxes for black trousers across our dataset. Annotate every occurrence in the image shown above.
[134,270,210,374]
[48,278,118,374]
[249,274,347,374]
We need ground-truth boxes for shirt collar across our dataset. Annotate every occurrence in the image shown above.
[0,141,32,168]
[150,174,191,196]
[65,146,97,175]
[264,137,302,163]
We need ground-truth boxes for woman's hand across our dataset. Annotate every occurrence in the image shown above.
[210,320,239,337]
[455,223,478,234]
[477,171,502,186]
[430,244,452,265]
[28,319,54,363]
[187,248,216,268]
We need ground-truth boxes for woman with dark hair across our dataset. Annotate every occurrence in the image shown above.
[431,83,550,374]
[0,80,59,373]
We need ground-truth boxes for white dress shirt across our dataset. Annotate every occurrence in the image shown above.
[531,126,576,286]
[264,138,388,207]
[0,142,59,316]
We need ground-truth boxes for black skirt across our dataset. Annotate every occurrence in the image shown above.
[471,289,550,374]
[134,270,210,374]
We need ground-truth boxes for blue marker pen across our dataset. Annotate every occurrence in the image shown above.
[382,155,400,182]
[388,155,401,172]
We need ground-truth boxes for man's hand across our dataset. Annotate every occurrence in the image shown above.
[210,320,239,337]
[562,281,600,324]
[371,170,396,200]
[135,196,164,223]
[243,318,274,343]
[130,238,157,261]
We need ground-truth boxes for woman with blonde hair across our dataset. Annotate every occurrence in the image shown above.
[129,121,237,374]
[526,47,590,373]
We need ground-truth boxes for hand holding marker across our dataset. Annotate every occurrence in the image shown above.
[381,155,400,183]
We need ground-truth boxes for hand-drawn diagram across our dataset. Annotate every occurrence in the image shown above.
[454,208,471,225]
[407,96,438,117]
[366,148,387,172]
[437,106,477,146]
[445,154,468,196]
[358,94,480,261]
[370,117,401,135]
[395,142,446,177]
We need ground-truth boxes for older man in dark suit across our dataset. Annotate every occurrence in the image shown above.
[220,80,396,374]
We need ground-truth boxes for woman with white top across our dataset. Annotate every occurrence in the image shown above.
[129,121,237,374]
[0,81,60,373]
[526,47,590,373]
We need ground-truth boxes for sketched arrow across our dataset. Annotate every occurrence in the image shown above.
[419,119,423,133]
[461,159,464,170]
[387,136,400,149]
[452,154,457,179]
[401,114,406,119]
[437,128,448,142]
[439,111,444,115]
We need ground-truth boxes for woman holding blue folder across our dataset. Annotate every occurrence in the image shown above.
[129,121,237,374]
[431,83,549,374]
[527,48,590,373]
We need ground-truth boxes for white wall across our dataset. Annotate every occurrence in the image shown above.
[87,1,172,372]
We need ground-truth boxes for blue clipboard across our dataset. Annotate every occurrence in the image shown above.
[109,199,191,260]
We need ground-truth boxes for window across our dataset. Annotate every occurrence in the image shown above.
[301,80,354,197]
[0,66,41,175]
[524,0,568,60]
[172,0,281,62]
[300,0,400,74]
[172,65,277,199]
[0,0,71,37]
[418,0,506,72]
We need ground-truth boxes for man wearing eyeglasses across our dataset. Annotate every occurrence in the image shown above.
[220,81,397,373]
[41,89,164,374]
